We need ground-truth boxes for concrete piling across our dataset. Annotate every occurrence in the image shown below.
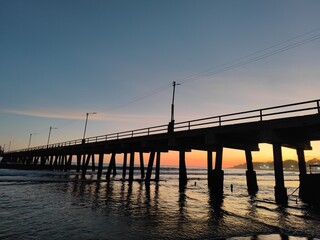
[245,150,259,195]
[179,150,187,190]
[272,143,288,204]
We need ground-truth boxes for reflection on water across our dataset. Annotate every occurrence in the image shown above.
[0,169,320,239]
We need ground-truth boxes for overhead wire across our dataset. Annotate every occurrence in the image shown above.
[20,26,320,140]
[178,27,320,84]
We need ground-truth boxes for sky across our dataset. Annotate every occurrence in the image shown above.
[1,0,320,167]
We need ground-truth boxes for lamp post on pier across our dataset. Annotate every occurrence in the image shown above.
[168,81,181,133]
[82,112,97,143]
[28,133,37,150]
[8,141,12,152]
[47,126,57,147]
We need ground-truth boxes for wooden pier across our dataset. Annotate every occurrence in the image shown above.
[2,99,320,205]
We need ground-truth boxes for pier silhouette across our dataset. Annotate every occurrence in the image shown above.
[2,99,320,205]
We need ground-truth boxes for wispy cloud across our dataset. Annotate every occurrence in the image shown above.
[2,108,84,120]
[1,108,167,123]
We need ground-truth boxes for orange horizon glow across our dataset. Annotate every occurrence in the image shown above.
[107,141,320,169]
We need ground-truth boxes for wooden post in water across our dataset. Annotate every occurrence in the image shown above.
[97,153,104,179]
[60,155,66,171]
[49,155,54,166]
[145,151,155,185]
[211,146,224,195]
[33,156,39,165]
[297,148,307,199]
[91,154,95,172]
[40,155,47,166]
[64,154,72,171]
[129,152,135,183]
[155,152,161,182]
[139,152,145,179]
[53,155,59,169]
[112,155,117,177]
[207,150,213,188]
[179,150,187,190]
[272,143,288,204]
[76,154,81,172]
[82,154,91,176]
[245,150,259,194]
[122,153,127,179]
[297,148,307,177]
[106,153,116,180]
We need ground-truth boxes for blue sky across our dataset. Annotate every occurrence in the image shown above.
[1,0,320,151]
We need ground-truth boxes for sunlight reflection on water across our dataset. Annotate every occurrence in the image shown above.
[0,168,320,239]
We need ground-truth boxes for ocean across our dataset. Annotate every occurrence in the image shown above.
[0,167,320,240]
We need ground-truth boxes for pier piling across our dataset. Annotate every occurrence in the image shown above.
[139,152,145,179]
[207,150,213,187]
[129,152,135,183]
[122,153,128,179]
[210,146,224,195]
[97,153,104,179]
[106,153,116,180]
[145,151,155,185]
[272,143,288,204]
[179,150,187,190]
[245,150,259,195]
[155,152,161,182]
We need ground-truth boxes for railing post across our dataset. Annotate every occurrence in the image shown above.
[259,110,263,121]
[317,100,320,114]
[131,131,134,137]
[188,122,191,130]
[148,128,150,135]
[219,116,221,126]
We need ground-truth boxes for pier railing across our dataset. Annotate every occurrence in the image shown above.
[11,99,320,152]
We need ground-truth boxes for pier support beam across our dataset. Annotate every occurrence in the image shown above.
[33,156,40,165]
[76,154,81,172]
[65,154,73,172]
[297,148,307,198]
[145,151,155,185]
[297,148,307,177]
[122,153,128,179]
[207,150,213,187]
[272,143,288,205]
[40,155,47,166]
[211,146,224,195]
[179,150,187,190]
[97,153,104,179]
[82,154,91,176]
[155,152,161,182]
[91,154,95,172]
[106,153,116,180]
[139,152,145,179]
[129,152,135,183]
[112,156,117,177]
[245,150,259,195]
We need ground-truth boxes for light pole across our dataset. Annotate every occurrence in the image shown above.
[83,112,97,141]
[171,81,181,122]
[47,126,57,147]
[8,141,12,152]
[28,133,37,150]
[169,81,181,133]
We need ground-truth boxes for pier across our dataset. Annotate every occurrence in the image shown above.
[2,99,320,205]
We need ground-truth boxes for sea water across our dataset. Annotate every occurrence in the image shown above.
[0,167,320,239]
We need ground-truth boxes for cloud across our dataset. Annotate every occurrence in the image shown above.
[2,108,84,120]
[1,108,167,123]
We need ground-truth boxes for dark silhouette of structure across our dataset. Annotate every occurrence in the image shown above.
[2,99,320,205]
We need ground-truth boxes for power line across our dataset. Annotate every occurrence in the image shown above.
[179,27,320,84]
[16,26,320,139]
